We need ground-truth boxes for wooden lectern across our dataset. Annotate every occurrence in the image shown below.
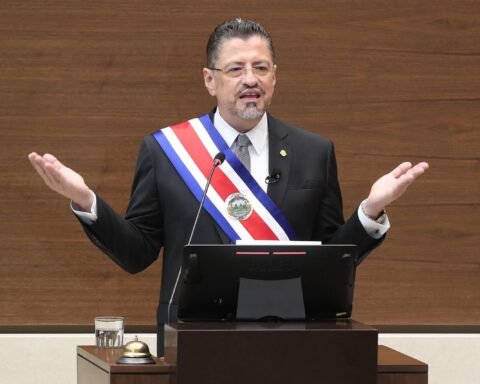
[165,321,377,384]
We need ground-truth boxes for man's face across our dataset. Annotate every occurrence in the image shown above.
[203,36,276,132]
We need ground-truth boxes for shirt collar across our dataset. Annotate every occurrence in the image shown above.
[213,109,268,155]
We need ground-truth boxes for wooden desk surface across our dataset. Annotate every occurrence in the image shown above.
[377,345,427,373]
[77,345,175,374]
[78,344,427,374]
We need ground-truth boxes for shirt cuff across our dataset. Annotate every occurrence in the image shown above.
[71,194,98,224]
[357,199,390,239]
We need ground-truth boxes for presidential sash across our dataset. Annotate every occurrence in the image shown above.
[152,114,297,242]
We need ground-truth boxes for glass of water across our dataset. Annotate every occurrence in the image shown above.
[95,316,124,348]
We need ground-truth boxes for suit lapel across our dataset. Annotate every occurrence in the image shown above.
[267,114,290,210]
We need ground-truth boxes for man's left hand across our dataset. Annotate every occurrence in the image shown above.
[362,162,429,219]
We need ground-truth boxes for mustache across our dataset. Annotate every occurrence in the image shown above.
[235,86,266,98]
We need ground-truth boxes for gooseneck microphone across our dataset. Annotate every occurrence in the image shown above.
[265,169,281,184]
[167,152,225,324]
[187,151,225,245]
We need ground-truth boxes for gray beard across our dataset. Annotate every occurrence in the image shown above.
[235,103,265,120]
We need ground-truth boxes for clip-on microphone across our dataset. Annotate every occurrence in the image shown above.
[265,169,281,184]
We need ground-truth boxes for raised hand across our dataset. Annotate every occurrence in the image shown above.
[28,152,95,211]
[362,162,429,218]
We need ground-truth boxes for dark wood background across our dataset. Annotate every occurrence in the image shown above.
[1,0,478,328]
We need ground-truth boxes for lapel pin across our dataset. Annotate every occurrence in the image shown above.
[280,149,287,157]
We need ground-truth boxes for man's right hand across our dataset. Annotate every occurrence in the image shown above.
[28,152,95,212]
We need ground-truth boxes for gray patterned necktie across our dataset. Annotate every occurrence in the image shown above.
[232,134,251,171]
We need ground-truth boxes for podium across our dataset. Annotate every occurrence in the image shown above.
[165,321,377,384]
[77,321,428,384]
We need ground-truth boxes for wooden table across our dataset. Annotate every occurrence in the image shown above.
[377,345,428,384]
[77,345,173,384]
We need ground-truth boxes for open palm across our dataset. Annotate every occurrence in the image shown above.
[363,162,429,217]
[28,152,94,211]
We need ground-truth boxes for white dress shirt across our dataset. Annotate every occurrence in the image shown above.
[213,109,269,192]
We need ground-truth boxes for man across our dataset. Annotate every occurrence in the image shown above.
[28,18,429,355]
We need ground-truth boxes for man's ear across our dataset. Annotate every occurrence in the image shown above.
[203,68,216,96]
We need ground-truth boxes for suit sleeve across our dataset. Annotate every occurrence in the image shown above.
[314,142,384,264]
[77,137,164,274]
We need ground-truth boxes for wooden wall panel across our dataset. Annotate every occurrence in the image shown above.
[0,0,478,327]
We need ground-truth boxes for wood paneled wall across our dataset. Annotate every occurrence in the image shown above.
[1,1,478,327]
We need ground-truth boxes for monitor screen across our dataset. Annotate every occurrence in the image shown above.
[177,244,358,322]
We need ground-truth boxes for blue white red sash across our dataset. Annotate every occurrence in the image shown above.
[152,114,297,242]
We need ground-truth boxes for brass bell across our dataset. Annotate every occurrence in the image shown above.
[117,336,155,364]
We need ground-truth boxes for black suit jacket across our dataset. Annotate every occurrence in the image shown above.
[80,111,383,354]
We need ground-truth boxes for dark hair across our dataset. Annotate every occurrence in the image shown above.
[206,18,275,67]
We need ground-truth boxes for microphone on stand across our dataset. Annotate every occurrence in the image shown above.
[187,152,225,245]
[167,152,225,324]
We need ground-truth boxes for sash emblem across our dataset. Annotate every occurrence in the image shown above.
[226,193,253,221]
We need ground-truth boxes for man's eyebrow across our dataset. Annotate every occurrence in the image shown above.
[223,59,271,67]
[252,60,271,65]
[223,61,246,67]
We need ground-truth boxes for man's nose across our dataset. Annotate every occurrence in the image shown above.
[242,68,258,85]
